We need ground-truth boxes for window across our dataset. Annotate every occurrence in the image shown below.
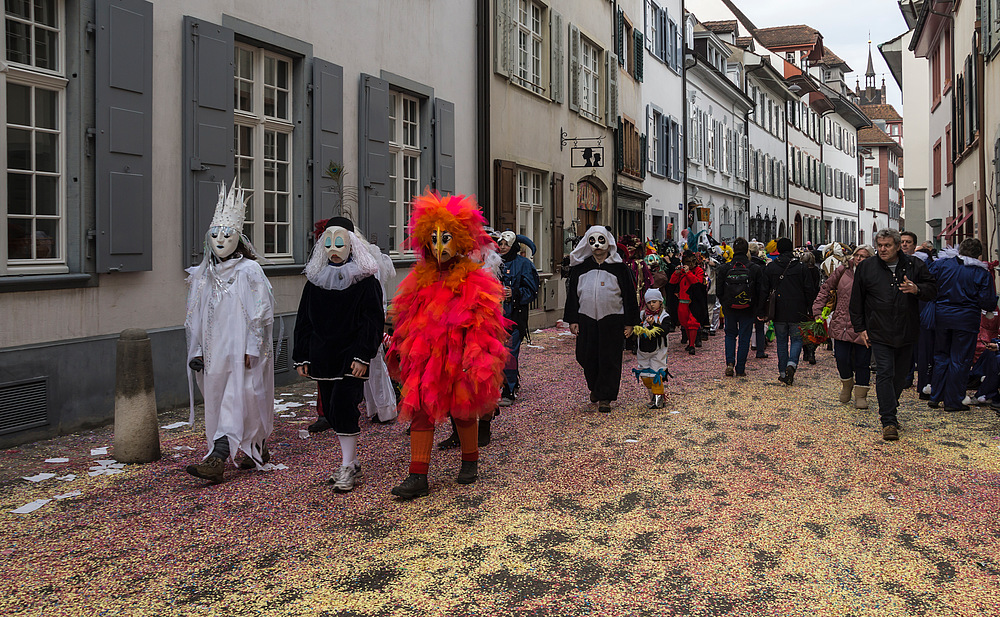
[233,44,294,260]
[931,45,941,107]
[945,124,953,185]
[621,117,642,178]
[515,0,544,93]
[387,92,421,252]
[933,139,942,196]
[3,0,66,273]
[517,168,545,270]
[648,107,660,175]
[623,19,634,77]
[581,39,601,121]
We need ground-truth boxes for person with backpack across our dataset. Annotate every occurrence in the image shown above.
[759,238,819,385]
[716,238,765,377]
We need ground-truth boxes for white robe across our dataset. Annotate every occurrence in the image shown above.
[186,257,275,465]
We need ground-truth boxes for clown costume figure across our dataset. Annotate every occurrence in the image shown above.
[634,289,670,409]
[386,193,509,500]
[564,226,640,413]
[185,182,275,484]
[293,217,385,493]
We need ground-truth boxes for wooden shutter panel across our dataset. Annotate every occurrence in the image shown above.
[617,9,625,61]
[434,98,456,195]
[358,74,391,252]
[312,59,343,221]
[605,50,619,128]
[550,9,564,103]
[494,0,513,77]
[568,23,581,112]
[659,115,669,177]
[616,118,624,172]
[673,118,683,182]
[182,16,234,268]
[551,172,564,273]
[95,0,153,272]
[634,30,644,82]
[495,160,516,230]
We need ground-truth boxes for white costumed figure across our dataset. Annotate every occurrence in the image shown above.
[185,182,275,483]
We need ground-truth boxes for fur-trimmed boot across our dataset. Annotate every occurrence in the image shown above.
[839,378,855,404]
[854,386,869,410]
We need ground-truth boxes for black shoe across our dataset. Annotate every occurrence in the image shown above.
[437,431,460,450]
[308,417,331,433]
[918,393,931,400]
[808,355,817,365]
[928,400,941,409]
[590,392,598,403]
[687,346,696,355]
[735,372,746,377]
[785,365,796,386]
[456,460,478,484]
[478,419,492,447]
[756,353,769,359]
[944,404,971,412]
[597,400,611,413]
[695,339,703,348]
[391,473,429,499]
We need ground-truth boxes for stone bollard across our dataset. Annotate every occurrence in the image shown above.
[113,329,161,463]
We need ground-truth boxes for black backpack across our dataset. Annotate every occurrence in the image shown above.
[724,261,753,310]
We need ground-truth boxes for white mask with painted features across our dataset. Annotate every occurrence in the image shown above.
[209,226,239,259]
[320,227,352,263]
[588,232,609,253]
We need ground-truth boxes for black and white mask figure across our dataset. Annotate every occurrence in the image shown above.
[588,232,609,258]
[320,226,352,264]
[569,225,622,266]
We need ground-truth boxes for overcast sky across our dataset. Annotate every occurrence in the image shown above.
[739,1,910,111]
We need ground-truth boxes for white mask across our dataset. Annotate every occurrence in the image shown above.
[209,226,239,259]
[588,232,609,252]
[320,227,352,263]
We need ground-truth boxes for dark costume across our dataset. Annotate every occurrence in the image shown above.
[499,232,540,399]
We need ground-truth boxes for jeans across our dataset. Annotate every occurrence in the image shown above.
[833,339,872,386]
[773,321,803,377]
[930,328,977,408]
[870,343,913,427]
[724,310,755,374]
[503,326,524,395]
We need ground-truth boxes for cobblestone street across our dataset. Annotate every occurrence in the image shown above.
[2,327,999,616]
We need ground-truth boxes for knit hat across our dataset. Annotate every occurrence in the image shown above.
[776,238,793,253]
[644,289,664,303]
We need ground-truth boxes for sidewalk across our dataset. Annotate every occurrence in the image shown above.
[1,327,999,616]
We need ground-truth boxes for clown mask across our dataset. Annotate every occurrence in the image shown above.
[319,226,352,264]
[209,226,239,259]
[645,254,661,270]
[588,231,610,259]
[430,225,456,264]
[498,231,516,255]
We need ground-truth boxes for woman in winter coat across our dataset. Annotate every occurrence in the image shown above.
[812,244,875,408]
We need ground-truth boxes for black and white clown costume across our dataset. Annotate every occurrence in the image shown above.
[563,226,639,407]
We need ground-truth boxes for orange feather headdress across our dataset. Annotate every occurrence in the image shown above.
[406,192,493,260]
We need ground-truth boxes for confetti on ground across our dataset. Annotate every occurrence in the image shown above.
[21,473,55,483]
[1,328,998,616]
[10,499,51,514]
[43,458,69,463]
[160,422,189,430]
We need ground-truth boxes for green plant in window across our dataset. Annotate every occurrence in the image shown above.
[323,161,358,221]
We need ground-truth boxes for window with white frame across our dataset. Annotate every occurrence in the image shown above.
[3,0,66,273]
[648,108,660,175]
[387,91,421,252]
[515,0,544,93]
[517,168,546,270]
[580,38,601,121]
[233,43,294,260]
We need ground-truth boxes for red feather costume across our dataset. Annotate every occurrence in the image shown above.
[388,193,509,424]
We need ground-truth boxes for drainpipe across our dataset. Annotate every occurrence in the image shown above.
[681,1,689,244]
[477,0,491,220]
[611,0,619,233]
[976,32,989,255]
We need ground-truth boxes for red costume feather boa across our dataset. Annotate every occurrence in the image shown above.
[387,193,510,424]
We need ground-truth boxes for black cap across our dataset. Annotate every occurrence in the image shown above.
[325,216,354,232]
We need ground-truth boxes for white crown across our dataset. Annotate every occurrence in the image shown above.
[210,181,247,232]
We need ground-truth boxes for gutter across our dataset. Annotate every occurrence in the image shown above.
[682,1,689,243]
[477,0,490,220]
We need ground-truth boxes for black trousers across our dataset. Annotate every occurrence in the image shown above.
[576,314,625,402]
[318,378,364,435]
[870,343,913,428]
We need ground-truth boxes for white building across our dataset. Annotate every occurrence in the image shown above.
[685,16,753,245]
[641,0,685,242]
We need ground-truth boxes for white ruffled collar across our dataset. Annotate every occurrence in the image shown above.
[306,259,373,290]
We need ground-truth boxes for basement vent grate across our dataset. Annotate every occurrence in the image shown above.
[0,378,49,435]
[273,338,289,373]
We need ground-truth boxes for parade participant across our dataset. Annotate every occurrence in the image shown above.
[185,182,275,483]
[670,252,704,355]
[565,226,640,412]
[497,231,539,405]
[634,289,670,409]
[293,217,385,493]
[387,192,508,499]
[970,310,1000,408]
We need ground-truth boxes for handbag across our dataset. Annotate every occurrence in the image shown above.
[766,259,795,321]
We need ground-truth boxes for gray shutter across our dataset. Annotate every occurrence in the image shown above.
[434,98,456,195]
[312,59,343,221]
[494,0,513,77]
[605,50,618,128]
[672,119,683,181]
[182,16,234,267]
[358,74,391,252]
[95,0,153,273]
[659,115,669,177]
[617,9,625,62]
[550,9,564,103]
[551,172,564,272]
[634,30,644,82]
[568,23,581,112]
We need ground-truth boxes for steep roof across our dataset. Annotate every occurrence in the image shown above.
[858,125,899,149]
[817,46,852,71]
[860,103,902,121]
[755,25,822,49]
[702,20,739,35]
[735,36,754,50]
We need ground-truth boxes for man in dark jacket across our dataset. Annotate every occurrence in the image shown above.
[850,229,937,441]
[928,238,998,411]
[759,238,819,385]
[497,231,540,406]
[717,238,765,377]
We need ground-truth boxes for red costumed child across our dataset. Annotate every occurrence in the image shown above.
[670,253,705,355]
[387,192,509,499]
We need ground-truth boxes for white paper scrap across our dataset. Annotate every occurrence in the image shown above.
[533,329,544,333]
[279,392,294,396]
[56,474,76,482]
[259,463,288,471]
[161,422,189,430]
[624,439,639,443]
[44,458,69,463]
[90,447,109,455]
[670,411,680,415]
[303,394,316,397]
[557,331,575,336]
[11,499,51,514]
[88,470,105,476]
[525,344,544,349]
[23,473,56,483]
[95,460,117,467]
[172,446,195,451]
[54,491,82,500]
[283,402,304,408]
[108,463,125,469]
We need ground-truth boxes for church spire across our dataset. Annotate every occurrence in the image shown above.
[866,36,875,78]
[865,35,876,101]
